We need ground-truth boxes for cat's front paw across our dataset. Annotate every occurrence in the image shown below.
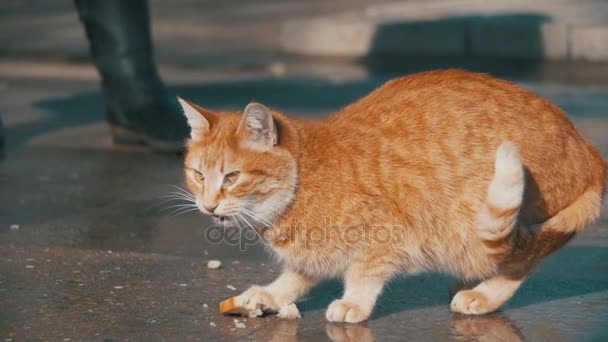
[325,299,371,323]
[236,285,279,316]
[450,290,494,315]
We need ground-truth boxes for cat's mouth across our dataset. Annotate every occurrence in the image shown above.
[212,215,226,223]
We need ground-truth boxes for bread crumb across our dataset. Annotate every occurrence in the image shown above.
[207,260,222,269]
[226,285,237,291]
[209,322,216,327]
[277,303,301,319]
[234,319,246,329]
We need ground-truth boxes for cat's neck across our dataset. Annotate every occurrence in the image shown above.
[275,114,337,171]
[269,113,343,231]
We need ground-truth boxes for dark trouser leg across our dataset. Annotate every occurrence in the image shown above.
[74,0,187,151]
[0,115,4,158]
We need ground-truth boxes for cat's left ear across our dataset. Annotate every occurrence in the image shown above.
[237,102,277,151]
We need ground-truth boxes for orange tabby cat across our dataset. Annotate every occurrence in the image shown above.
[179,69,606,323]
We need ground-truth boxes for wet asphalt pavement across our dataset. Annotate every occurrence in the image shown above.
[1,62,608,341]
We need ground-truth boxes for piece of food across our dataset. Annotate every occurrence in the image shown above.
[220,296,239,314]
[219,296,263,317]
[219,296,299,319]
[207,260,222,269]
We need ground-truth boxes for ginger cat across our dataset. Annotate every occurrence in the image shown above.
[179,70,606,323]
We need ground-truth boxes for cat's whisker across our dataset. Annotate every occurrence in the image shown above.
[168,207,200,217]
[159,194,195,204]
[158,186,196,214]
[238,213,265,242]
[240,208,274,229]
[164,185,196,200]
[233,215,247,233]
[158,193,196,211]
[160,189,194,197]
[161,203,198,213]
[159,194,195,202]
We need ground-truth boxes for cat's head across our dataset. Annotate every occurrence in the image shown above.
[178,98,298,227]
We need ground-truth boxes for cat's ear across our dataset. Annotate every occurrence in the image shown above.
[237,102,277,151]
[177,97,215,140]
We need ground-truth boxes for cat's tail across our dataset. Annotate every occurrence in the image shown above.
[501,147,606,276]
[477,141,525,256]
[516,172,605,264]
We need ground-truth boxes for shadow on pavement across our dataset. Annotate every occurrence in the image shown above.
[297,245,608,320]
[12,78,387,151]
[366,13,549,75]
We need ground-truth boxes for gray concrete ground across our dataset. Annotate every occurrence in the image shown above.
[2,1,608,341]
[2,60,608,341]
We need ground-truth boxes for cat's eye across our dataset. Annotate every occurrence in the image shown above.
[193,170,205,183]
[223,171,241,186]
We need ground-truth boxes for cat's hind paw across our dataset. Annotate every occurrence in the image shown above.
[326,299,371,323]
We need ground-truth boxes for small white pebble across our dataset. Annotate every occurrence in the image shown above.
[25,265,34,269]
[207,260,222,269]
[226,285,237,291]
[113,286,124,289]
[268,61,287,77]
[202,303,208,309]
[9,224,19,230]
[209,322,216,327]
[203,250,209,255]
[179,283,188,287]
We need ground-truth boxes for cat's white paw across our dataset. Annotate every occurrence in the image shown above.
[237,285,279,316]
[325,299,371,323]
[450,290,492,315]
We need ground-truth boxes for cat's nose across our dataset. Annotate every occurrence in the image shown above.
[204,205,218,214]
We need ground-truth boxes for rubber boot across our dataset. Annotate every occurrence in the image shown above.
[74,0,188,151]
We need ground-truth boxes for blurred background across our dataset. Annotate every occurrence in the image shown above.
[1,0,607,341]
